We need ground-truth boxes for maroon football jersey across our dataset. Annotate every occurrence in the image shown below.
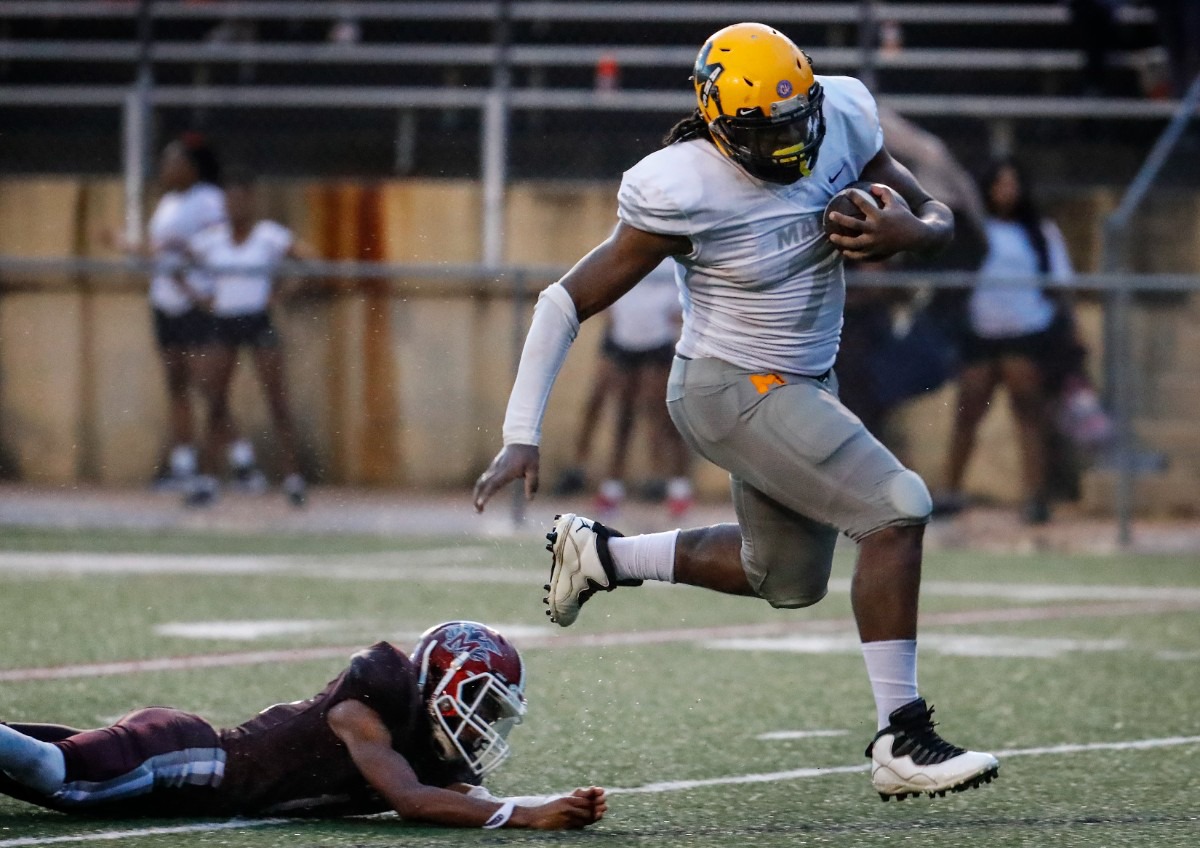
[217,641,478,815]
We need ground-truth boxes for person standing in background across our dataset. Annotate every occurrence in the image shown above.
[939,159,1074,525]
[835,109,988,445]
[106,134,226,490]
[187,172,313,507]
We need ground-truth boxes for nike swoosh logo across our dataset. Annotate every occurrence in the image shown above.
[828,165,846,184]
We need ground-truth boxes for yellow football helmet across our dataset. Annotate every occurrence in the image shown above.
[693,22,826,184]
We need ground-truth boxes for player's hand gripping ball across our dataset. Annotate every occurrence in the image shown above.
[821,181,909,238]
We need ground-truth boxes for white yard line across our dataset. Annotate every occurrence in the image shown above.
[0,819,288,847]
[0,549,526,584]
[0,647,354,682]
[606,734,1200,795]
[757,730,850,740]
[4,736,1199,846]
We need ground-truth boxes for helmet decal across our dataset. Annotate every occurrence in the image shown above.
[693,42,725,113]
[439,622,506,664]
[776,79,793,97]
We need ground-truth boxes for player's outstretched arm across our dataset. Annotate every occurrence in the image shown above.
[526,787,607,829]
[328,699,602,829]
[829,147,954,261]
[472,223,689,513]
[453,781,608,827]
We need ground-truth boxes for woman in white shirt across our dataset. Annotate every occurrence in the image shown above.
[188,173,314,506]
[941,159,1074,524]
[114,134,227,489]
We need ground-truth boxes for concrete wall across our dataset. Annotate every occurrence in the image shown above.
[0,177,1196,514]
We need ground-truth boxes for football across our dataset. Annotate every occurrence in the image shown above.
[822,181,885,238]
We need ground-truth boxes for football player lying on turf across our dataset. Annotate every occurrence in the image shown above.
[0,621,606,830]
[473,22,999,802]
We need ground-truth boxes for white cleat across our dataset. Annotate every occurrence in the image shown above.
[867,698,999,801]
[542,513,635,627]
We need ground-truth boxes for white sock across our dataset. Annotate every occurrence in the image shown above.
[861,639,919,731]
[598,479,625,502]
[667,477,692,500]
[169,444,197,477]
[0,725,66,796]
[607,530,678,583]
[227,439,255,469]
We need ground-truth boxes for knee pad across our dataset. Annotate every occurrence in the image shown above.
[887,469,932,521]
[763,585,828,610]
[742,549,834,610]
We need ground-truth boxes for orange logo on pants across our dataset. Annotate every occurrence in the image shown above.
[749,373,787,394]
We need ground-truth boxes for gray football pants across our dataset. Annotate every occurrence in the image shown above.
[666,356,931,609]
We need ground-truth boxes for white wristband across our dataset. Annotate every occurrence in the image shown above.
[464,785,561,807]
[483,800,516,829]
[501,283,579,446]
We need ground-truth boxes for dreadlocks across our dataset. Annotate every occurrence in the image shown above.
[662,109,713,147]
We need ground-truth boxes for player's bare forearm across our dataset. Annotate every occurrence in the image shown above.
[908,198,955,256]
[328,700,602,829]
[329,701,506,826]
[560,223,690,321]
[832,145,954,260]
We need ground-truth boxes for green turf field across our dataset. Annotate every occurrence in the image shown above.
[0,526,1197,847]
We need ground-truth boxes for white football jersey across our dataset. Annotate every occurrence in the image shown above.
[189,220,294,317]
[147,182,226,315]
[617,75,882,375]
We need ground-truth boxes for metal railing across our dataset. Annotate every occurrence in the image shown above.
[0,1,1159,25]
[0,40,1166,75]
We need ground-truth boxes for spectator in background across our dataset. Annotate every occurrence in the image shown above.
[938,159,1074,525]
[836,109,988,446]
[105,134,227,490]
[554,259,693,518]
[186,171,314,507]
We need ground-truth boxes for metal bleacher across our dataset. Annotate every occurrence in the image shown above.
[0,1,1181,180]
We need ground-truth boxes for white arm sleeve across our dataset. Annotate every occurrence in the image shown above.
[501,283,579,446]
[464,784,565,808]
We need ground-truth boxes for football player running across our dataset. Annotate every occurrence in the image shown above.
[0,622,606,829]
[474,23,999,801]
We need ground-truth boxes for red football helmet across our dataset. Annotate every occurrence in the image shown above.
[413,621,527,777]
